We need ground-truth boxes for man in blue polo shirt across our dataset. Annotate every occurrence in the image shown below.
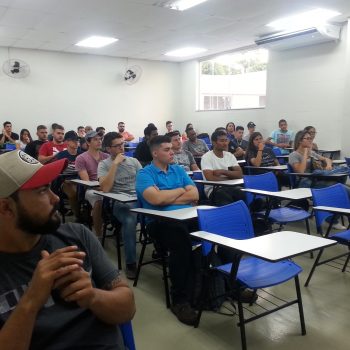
[136,135,199,326]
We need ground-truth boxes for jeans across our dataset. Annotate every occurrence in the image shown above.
[112,201,138,265]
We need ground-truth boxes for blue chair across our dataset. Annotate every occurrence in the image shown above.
[196,201,305,350]
[120,321,136,350]
[304,184,350,286]
[243,172,311,235]
[345,157,350,167]
[272,147,285,164]
[192,171,210,204]
[124,151,135,157]
[127,142,139,148]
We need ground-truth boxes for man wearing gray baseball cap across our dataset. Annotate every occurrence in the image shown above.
[0,150,135,349]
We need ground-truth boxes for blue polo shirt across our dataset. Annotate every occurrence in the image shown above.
[136,162,195,211]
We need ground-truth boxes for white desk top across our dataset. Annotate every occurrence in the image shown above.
[313,206,350,215]
[237,160,246,164]
[242,187,312,200]
[190,231,336,262]
[194,179,244,186]
[186,170,202,176]
[70,179,100,187]
[94,191,137,203]
[245,165,287,171]
[332,159,346,165]
[130,205,214,221]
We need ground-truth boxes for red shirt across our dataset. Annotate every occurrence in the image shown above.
[39,141,67,157]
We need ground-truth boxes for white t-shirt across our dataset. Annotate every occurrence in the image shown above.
[200,151,239,197]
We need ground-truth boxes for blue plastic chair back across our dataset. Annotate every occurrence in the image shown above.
[120,321,136,350]
[243,172,278,206]
[127,142,139,148]
[5,143,16,150]
[124,151,135,157]
[312,183,350,230]
[272,147,286,164]
[192,171,206,201]
[197,201,254,256]
[286,163,297,188]
[192,171,203,180]
[139,137,144,142]
[345,157,350,167]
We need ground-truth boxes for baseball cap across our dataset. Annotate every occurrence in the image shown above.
[85,130,98,141]
[247,122,256,128]
[64,130,78,141]
[0,150,67,198]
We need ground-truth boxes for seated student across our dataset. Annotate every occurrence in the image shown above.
[77,125,86,144]
[38,124,67,164]
[55,130,83,218]
[134,123,158,167]
[181,123,193,141]
[225,122,236,141]
[243,121,256,141]
[118,122,134,142]
[166,120,174,133]
[19,129,33,150]
[0,150,135,350]
[201,129,245,206]
[98,132,142,280]
[136,135,199,326]
[25,125,48,159]
[231,126,248,160]
[0,121,19,146]
[168,130,199,171]
[75,130,109,237]
[266,119,294,154]
[289,129,350,229]
[304,125,318,151]
[182,128,209,157]
[246,132,279,167]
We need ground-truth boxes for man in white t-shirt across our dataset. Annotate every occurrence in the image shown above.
[201,129,245,206]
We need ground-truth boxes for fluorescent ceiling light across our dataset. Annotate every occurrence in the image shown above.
[267,8,341,31]
[165,47,207,57]
[75,36,118,48]
[156,0,208,11]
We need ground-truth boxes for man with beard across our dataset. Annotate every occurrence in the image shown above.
[117,122,134,142]
[0,150,135,350]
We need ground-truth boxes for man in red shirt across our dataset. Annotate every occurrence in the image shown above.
[38,125,67,164]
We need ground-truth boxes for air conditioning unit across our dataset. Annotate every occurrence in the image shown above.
[255,24,341,51]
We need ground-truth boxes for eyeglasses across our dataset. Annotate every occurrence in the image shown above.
[110,142,125,148]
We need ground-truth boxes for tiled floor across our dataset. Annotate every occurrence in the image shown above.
[102,217,350,350]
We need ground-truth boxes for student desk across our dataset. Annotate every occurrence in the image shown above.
[70,179,100,188]
[94,190,137,203]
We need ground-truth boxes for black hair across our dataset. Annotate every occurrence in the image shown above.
[166,121,173,126]
[149,135,171,151]
[103,132,123,148]
[77,126,85,130]
[279,119,287,125]
[294,130,310,151]
[166,130,181,138]
[3,121,11,127]
[236,125,244,132]
[304,126,315,132]
[185,123,193,131]
[53,124,64,131]
[215,127,226,132]
[144,123,158,137]
[36,124,47,131]
[20,129,33,143]
[211,129,227,142]
[51,123,59,129]
[246,132,263,154]
[96,127,105,132]
[118,121,125,126]
[226,122,235,132]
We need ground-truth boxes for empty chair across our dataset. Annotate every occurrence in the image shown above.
[195,201,305,350]
[305,184,350,286]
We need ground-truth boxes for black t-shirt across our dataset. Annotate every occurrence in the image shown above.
[0,132,19,143]
[134,140,152,166]
[246,147,277,167]
[24,140,47,159]
[0,223,124,350]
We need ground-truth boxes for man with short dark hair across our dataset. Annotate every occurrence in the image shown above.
[182,128,209,157]
[231,126,248,160]
[24,125,48,159]
[136,135,199,326]
[266,119,294,154]
[243,121,256,142]
[96,127,106,139]
[134,123,158,166]
[166,121,173,133]
[168,131,199,171]
[98,132,142,279]
[75,131,109,237]
[0,151,135,349]
[0,121,19,145]
[118,122,134,142]
[201,130,244,206]
[38,125,67,164]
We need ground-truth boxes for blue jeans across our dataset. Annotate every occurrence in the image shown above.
[112,201,138,265]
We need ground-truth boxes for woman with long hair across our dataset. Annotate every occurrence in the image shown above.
[19,128,33,150]
[226,122,235,141]
[182,123,193,141]
[304,126,318,151]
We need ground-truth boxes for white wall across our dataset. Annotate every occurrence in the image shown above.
[178,24,349,152]
[0,48,180,138]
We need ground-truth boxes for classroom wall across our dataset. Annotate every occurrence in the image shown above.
[178,23,349,153]
[0,47,181,139]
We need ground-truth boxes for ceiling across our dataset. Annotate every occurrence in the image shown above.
[0,0,349,62]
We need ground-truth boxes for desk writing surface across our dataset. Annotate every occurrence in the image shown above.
[194,179,244,186]
[190,231,336,262]
[245,165,287,171]
[313,206,350,215]
[332,159,346,165]
[242,187,312,200]
[130,205,214,221]
[94,190,137,203]
[70,179,100,187]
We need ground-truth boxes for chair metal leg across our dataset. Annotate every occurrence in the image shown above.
[294,276,306,335]
[304,248,324,287]
[305,219,313,259]
[133,239,147,287]
[116,228,122,270]
[161,254,171,308]
[342,246,350,272]
[237,296,247,350]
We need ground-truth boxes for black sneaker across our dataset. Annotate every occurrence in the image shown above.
[233,289,258,304]
[125,263,137,280]
[171,302,197,326]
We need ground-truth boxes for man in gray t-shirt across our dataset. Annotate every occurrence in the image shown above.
[182,128,209,157]
[0,150,135,350]
[98,132,142,280]
[168,130,199,172]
